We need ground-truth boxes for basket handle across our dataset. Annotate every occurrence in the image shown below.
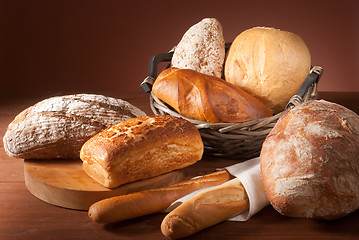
[141,43,232,93]
[140,51,174,93]
[286,66,323,109]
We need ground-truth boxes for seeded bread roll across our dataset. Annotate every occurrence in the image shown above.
[80,115,204,188]
[260,100,359,220]
[171,18,225,78]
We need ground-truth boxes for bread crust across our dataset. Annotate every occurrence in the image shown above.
[153,67,272,123]
[88,170,231,223]
[3,94,145,159]
[80,115,204,188]
[260,100,359,219]
[171,18,225,78]
[224,27,311,113]
[161,178,249,239]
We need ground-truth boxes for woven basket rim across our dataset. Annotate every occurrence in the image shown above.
[150,82,318,130]
[146,65,321,159]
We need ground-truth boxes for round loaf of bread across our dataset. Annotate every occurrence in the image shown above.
[260,100,359,220]
[224,27,311,113]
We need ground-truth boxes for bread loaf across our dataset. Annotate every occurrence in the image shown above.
[224,27,311,113]
[161,178,249,239]
[152,67,272,123]
[260,100,359,220]
[3,94,146,159]
[88,170,231,223]
[171,18,225,78]
[80,115,204,188]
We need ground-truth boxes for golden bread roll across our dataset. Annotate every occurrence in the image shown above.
[224,27,311,113]
[161,178,249,239]
[80,115,204,188]
[152,67,272,123]
[260,100,359,220]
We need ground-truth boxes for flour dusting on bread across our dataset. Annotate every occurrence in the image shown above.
[171,18,225,78]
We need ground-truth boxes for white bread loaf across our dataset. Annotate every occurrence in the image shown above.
[80,115,204,188]
[260,100,359,220]
[171,18,225,78]
[3,94,146,159]
[224,27,311,113]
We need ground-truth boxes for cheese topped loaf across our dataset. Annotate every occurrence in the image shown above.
[80,115,204,188]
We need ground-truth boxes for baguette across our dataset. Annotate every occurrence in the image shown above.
[161,178,249,239]
[88,170,231,223]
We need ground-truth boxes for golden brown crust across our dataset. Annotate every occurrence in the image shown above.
[224,27,311,113]
[80,115,204,188]
[153,67,272,123]
[88,170,231,223]
[260,100,359,220]
[161,178,249,239]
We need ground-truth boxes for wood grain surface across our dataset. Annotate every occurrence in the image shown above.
[24,159,195,210]
[1,91,359,240]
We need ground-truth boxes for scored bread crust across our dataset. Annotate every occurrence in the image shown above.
[161,178,249,239]
[260,100,359,220]
[153,67,272,123]
[3,94,146,159]
[80,115,204,188]
[88,170,231,223]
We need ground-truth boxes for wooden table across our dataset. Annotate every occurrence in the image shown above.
[1,91,359,240]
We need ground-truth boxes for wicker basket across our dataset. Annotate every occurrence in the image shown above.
[141,47,323,160]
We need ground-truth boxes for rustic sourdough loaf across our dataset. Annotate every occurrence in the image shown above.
[80,115,204,188]
[3,94,145,160]
[260,100,359,219]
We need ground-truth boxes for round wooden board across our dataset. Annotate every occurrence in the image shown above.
[24,159,188,211]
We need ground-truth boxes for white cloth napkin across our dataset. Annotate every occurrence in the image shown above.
[165,157,269,221]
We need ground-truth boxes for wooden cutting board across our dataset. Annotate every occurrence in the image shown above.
[24,159,192,211]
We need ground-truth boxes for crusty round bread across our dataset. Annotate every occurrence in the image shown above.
[260,100,359,220]
[224,27,311,113]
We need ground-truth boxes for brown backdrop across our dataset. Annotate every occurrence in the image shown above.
[1,0,359,98]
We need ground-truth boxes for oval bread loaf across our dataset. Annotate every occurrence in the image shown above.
[171,18,225,78]
[3,94,146,160]
[80,115,204,188]
[260,100,359,220]
[153,67,272,123]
